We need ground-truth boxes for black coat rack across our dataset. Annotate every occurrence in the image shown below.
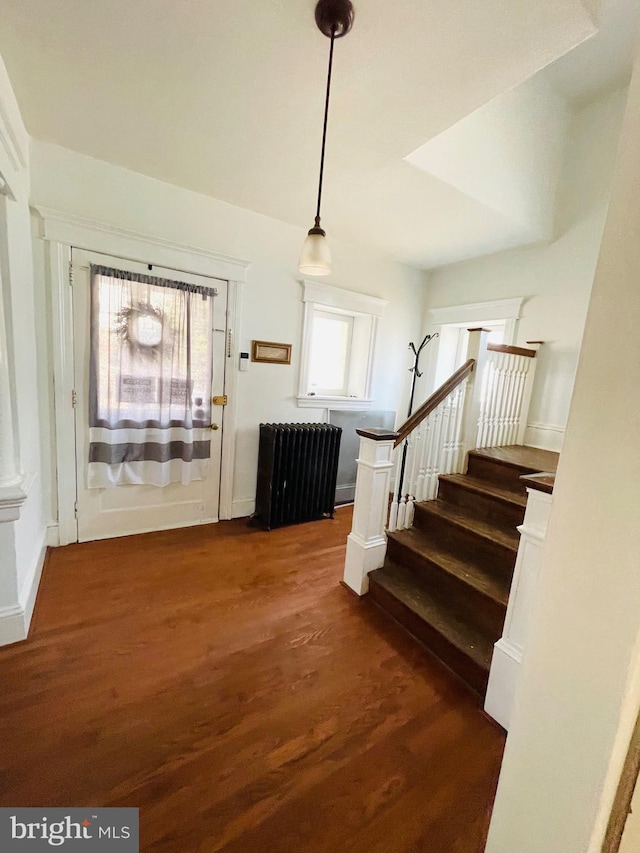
[394,332,439,508]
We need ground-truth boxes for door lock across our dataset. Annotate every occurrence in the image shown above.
[212,395,228,406]
[210,423,220,431]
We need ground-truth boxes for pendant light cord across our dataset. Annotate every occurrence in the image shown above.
[315,28,336,226]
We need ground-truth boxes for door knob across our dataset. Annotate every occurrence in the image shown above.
[210,423,219,431]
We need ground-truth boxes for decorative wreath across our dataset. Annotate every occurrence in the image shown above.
[114,301,166,359]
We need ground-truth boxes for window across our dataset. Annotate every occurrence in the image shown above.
[298,281,387,409]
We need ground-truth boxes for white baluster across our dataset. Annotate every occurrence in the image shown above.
[415,416,429,502]
[453,382,468,471]
[428,403,446,498]
[502,355,518,445]
[388,498,398,532]
[444,392,460,474]
[387,443,402,531]
[508,357,525,444]
[397,495,407,529]
[478,357,496,448]
[440,397,452,475]
[496,358,511,445]
[406,422,423,509]
[419,414,434,499]
[405,497,415,529]
[506,362,522,444]
[492,358,507,446]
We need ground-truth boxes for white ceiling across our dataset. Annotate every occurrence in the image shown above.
[0,0,637,269]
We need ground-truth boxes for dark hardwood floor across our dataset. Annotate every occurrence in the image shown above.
[0,507,504,852]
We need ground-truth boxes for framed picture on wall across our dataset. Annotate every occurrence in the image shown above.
[251,340,292,365]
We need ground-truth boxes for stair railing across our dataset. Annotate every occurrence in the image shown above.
[388,358,475,531]
[342,329,542,596]
[475,342,541,448]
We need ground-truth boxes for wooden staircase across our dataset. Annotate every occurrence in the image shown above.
[368,445,559,695]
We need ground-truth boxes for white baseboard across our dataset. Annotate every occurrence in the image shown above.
[0,604,28,647]
[0,528,48,647]
[46,522,60,547]
[484,638,523,731]
[21,529,47,638]
[335,483,355,504]
[232,498,255,519]
[524,422,565,453]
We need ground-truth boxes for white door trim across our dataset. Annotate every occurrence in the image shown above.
[429,296,524,345]
[219,280,242,521]
[33,206,249,543]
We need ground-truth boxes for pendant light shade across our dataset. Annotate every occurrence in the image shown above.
[298,224,332,276]
[298,0,354,277]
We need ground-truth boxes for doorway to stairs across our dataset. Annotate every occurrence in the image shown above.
[71,248,229,542]
[433,321,506,389]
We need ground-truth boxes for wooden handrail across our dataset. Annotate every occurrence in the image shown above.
[394,359,475,448]
[487,343,538,358]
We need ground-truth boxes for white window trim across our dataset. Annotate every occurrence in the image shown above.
[298,280,387,410]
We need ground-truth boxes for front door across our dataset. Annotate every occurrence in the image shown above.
[71,248,228,542]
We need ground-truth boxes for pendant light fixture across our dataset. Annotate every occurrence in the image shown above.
[298,0,354,277]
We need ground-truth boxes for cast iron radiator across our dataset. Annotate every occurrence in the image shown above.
[254,423,342,530]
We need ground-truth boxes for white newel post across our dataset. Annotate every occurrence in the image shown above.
[516,341,542,445]
[343,428,397,596]
[484,478,553,730]
[460,328,491,457]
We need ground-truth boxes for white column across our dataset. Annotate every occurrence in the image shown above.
[343,428,397,596]
[0,273,20,489]
[484,482,553,730]
[0,185,26,524]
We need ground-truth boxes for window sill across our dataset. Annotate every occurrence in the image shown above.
[296,396,373,410]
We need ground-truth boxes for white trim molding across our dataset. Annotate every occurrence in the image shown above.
[343,433,395,596]
[429,297,525,326]
[0,56,29,178]
[524,421,565,453]
[46,523,60,547]
[429,297,525,346]
[0,472,35,523]
[302,279,388,316]
[232,497,255,519]
[297,395,374,410]
[485,485,553,730]
[298,280,387,411]
[0,526,47,646]
[35,206,249,544]
[32,206,251,282]
[219,280,243,521]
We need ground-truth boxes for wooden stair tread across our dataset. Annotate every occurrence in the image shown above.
[470,445,559,474]
[387,527,510,606]
[438,473,527,508]
[369,562,494,671]
[415,499,520,552]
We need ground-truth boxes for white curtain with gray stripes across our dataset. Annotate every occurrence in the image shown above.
[88,265,215,488]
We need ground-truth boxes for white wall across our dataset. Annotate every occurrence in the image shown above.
[406,76,570,238]
[0,54,47,642]
[485,48,640,853]
[29,140,427,520]
[420,85,628,451]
